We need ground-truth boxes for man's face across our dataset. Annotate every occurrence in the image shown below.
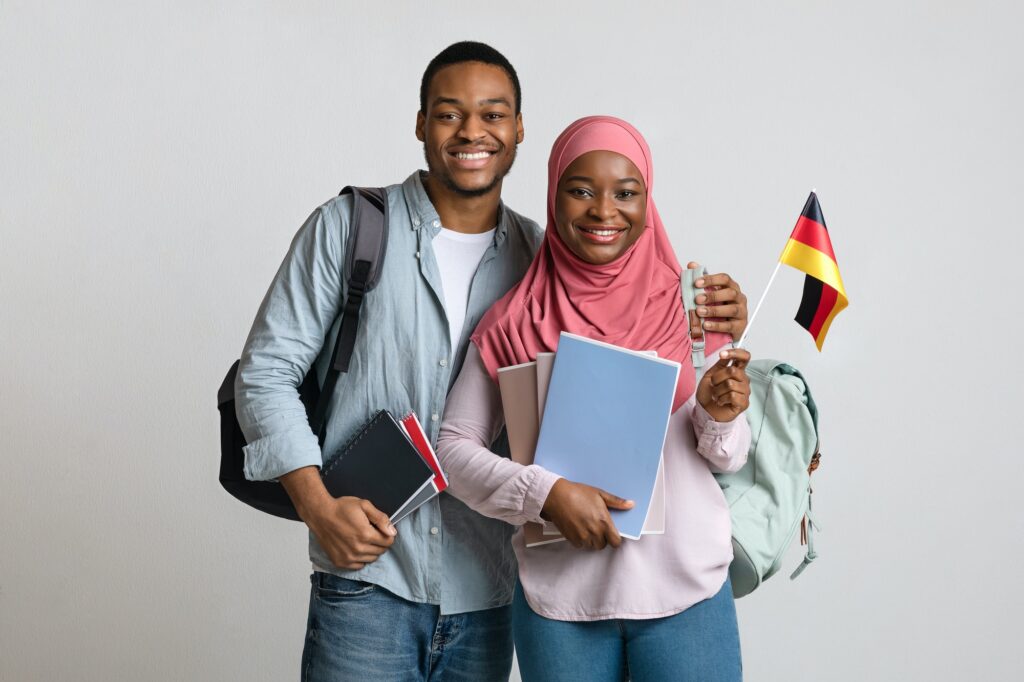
[416,61,524,198]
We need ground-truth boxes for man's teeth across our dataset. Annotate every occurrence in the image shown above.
[456,152,492,160]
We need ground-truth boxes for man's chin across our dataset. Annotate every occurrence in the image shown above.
[439,173,504,198]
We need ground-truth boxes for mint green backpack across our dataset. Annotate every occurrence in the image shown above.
[682,269,822,598]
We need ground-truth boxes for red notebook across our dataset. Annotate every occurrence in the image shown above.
[399,413,448,493]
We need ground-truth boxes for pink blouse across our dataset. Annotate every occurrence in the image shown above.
[436,345,751,621]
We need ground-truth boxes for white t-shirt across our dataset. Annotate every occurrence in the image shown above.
[431,226,496,358]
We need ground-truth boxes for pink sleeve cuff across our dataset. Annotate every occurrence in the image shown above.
[692,402,750,473]
[522,466,563,524]
[692,401,745,434]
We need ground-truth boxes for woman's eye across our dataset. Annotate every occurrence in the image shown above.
[618,190,637,199]
[569,188,592,198]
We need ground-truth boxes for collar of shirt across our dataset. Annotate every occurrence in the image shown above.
[402,171,509,247]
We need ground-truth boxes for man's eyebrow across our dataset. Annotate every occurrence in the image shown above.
[432,97,513,108]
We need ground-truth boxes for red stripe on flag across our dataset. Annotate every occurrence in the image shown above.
[790,216,836,262]
[808,284,839,339]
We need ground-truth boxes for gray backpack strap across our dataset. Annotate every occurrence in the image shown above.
[681,266,708,369]
[309,186,389,441]
[342,186,389,294]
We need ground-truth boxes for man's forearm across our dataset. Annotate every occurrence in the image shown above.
[280,466,331,523]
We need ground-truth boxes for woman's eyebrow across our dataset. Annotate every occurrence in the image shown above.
[563,176,643,185]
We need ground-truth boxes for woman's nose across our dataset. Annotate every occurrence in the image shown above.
[588,196,617,220]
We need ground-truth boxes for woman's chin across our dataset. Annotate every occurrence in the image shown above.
[574,244,626,265]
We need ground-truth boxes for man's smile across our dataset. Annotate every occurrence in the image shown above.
[448,147,498,169]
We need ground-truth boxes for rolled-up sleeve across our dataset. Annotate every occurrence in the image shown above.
[689,344,751,473]
[436,346,562,526]
[234,205,346,481]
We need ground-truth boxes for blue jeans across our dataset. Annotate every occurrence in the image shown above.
[301,572,513,682]
[511,578,742,682]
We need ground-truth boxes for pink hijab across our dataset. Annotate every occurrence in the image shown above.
[471,116,729,411]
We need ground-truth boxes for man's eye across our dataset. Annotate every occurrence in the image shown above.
[437,113,459,121]
[486,113,505,120]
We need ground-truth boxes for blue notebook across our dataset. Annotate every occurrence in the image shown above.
[533,332,681,540]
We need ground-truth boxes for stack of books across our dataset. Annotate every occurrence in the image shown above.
[320,410,447,523]
[498,333,679,547]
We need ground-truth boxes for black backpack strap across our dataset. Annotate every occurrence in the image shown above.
[308,186,389,443]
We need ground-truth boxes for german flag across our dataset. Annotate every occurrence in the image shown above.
[780,192,847,350]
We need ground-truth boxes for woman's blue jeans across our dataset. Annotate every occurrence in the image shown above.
[511,577,742,682]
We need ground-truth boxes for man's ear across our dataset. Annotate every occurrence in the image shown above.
[516,113,524,144]
[415,111,426,142]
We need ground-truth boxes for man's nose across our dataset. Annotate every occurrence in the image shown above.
[457,116,485,142]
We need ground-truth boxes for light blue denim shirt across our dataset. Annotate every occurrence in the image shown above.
[235,171,543,614]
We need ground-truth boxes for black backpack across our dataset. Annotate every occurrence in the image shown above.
[217,186,389,520]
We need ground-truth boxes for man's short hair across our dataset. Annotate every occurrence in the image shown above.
[420,41,521,115]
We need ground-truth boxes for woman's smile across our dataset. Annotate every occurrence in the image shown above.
[573,223,630,244]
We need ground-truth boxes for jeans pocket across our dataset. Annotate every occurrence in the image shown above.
[313,572,377,601]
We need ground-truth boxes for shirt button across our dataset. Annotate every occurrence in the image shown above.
[431,413,439,422]
[439,358,448,367]
[430,527,439,535]
[413,217,420,226]
[432,219,440,228]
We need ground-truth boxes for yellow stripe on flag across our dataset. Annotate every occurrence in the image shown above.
[779,239,848,300]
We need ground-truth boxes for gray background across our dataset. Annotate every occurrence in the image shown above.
[2,1,1021,680]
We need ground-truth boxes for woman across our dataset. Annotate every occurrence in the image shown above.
[436,116,752,681]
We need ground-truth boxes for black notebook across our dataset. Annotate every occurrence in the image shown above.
[321,410,436,520]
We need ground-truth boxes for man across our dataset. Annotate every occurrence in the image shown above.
[236,41,749,681]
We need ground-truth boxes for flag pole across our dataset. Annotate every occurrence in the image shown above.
[733,261,781,350]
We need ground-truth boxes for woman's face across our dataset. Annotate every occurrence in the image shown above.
[554,150,648,265]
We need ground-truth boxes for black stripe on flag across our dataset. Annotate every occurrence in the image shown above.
[801,193,827,229]
[794,275,823,331]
